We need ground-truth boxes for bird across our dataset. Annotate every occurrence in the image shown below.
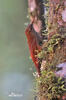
[25,0,45,75]
[25,23,42,75]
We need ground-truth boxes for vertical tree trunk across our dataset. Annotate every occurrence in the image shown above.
[48,0,66,39]
[40,0,66,99]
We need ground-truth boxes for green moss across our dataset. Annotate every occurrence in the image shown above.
[35,34,66,100]
[35,69,66,100]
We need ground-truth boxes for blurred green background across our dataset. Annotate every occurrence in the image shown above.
[0,0,34,100]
